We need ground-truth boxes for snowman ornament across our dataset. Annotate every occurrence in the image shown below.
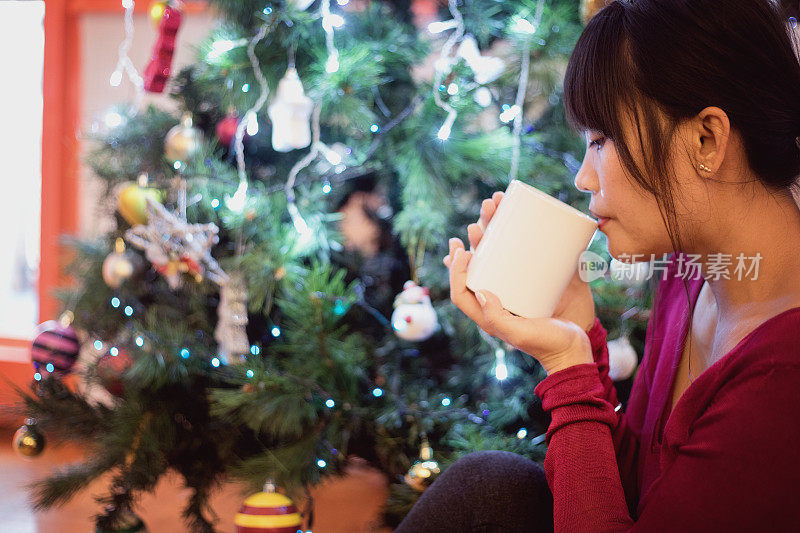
[391,280,439,341]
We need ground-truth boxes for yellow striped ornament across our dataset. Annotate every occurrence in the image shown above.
[234,484,302,533]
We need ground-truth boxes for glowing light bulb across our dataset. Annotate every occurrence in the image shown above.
[226,181,248,212]
[104,111,124,129]
[245,111,259,136]
[322,14,345,31]
[326,53,340,74]
[209,39,235,59]
[499,105,521,123]
[428,20,458,34]
[437,121,452,141]
[109,70,123,87]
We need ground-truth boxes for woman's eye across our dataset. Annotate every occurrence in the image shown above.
[589,136,606,151]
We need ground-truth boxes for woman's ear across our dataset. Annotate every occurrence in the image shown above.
[694,106,730,175]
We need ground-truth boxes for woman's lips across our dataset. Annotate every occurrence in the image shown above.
[589,210,612,229]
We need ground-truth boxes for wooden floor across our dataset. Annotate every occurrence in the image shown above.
[0,427,393,532]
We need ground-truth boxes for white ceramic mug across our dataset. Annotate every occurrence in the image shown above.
[465,180,599,319]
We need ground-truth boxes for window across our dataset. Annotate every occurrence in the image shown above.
[0,1,44,338]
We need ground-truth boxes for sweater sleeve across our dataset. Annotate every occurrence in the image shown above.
[533,361,800,532]
[584,318,643,512]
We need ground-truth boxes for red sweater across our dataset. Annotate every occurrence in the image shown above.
[533,252,800,532]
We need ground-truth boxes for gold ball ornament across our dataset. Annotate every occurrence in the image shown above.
[581,0,609,25]
[234,481,303,533]
[13,419,45,458]
[102,239,137,288]
[404,441,440,492]
[148,0,169,27]
[117,180,163,226]
[164,114,204,164]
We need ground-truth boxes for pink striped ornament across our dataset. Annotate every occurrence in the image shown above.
[31,320,80,375]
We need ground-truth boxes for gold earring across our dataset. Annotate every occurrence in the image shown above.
[698,163,712,173]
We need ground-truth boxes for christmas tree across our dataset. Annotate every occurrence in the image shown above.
[17,0,653,530]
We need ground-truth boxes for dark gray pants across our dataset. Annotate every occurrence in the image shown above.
[394,450,554,532]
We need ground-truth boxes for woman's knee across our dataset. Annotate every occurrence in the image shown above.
[436,450,553,530]
[442,450,548,491]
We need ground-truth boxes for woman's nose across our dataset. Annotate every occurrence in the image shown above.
[573,157,598,194]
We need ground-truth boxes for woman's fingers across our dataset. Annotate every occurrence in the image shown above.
[477,192,504,232]
[448,246,485,326]
[467,223,482,251]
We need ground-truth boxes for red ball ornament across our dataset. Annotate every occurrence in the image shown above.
[31,319,80,376]
[234,482,302,533]
[216,114,239,147]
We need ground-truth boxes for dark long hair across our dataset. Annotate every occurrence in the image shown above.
[563,0,800,385]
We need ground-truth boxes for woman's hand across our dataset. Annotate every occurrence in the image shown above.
[443,192,595,375]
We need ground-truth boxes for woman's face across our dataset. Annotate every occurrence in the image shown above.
[573,123,677,263]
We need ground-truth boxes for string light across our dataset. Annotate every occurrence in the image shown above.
[441,397,451,406]
[94,340,104,350]
[135,336,144,347]
[104,110,124,129]
[246,369,255,378]
[123,305,134,317]
[111,297,121,308]
[325,399,335,408]
[109,0,144,107]
[34,372,41,381]
[245,110,259,136]
[372,387,383,397]
[229,22,273,217]
[207,37,247,61]
[431,0,465,142]
[321,0,341,73]
[428,19,458,34]
[110,347,119,357]
[250,345,261,355]
[517,428,528,439]
[211,357,221,367]
[180,348,190,359]
[271,326,281,337]
[317,459,327,468]
[499,104,521,123]
[494,348,508,380]
[437,112,456,141]
[226,180,248,212]
[508,0,545,181]
[46,363,55,373]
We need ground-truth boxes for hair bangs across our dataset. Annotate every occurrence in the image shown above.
[563,3,636,141]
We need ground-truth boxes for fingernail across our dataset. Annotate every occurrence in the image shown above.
[476,291,487,307]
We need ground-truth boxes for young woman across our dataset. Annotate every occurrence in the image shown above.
[395,0,800,531]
